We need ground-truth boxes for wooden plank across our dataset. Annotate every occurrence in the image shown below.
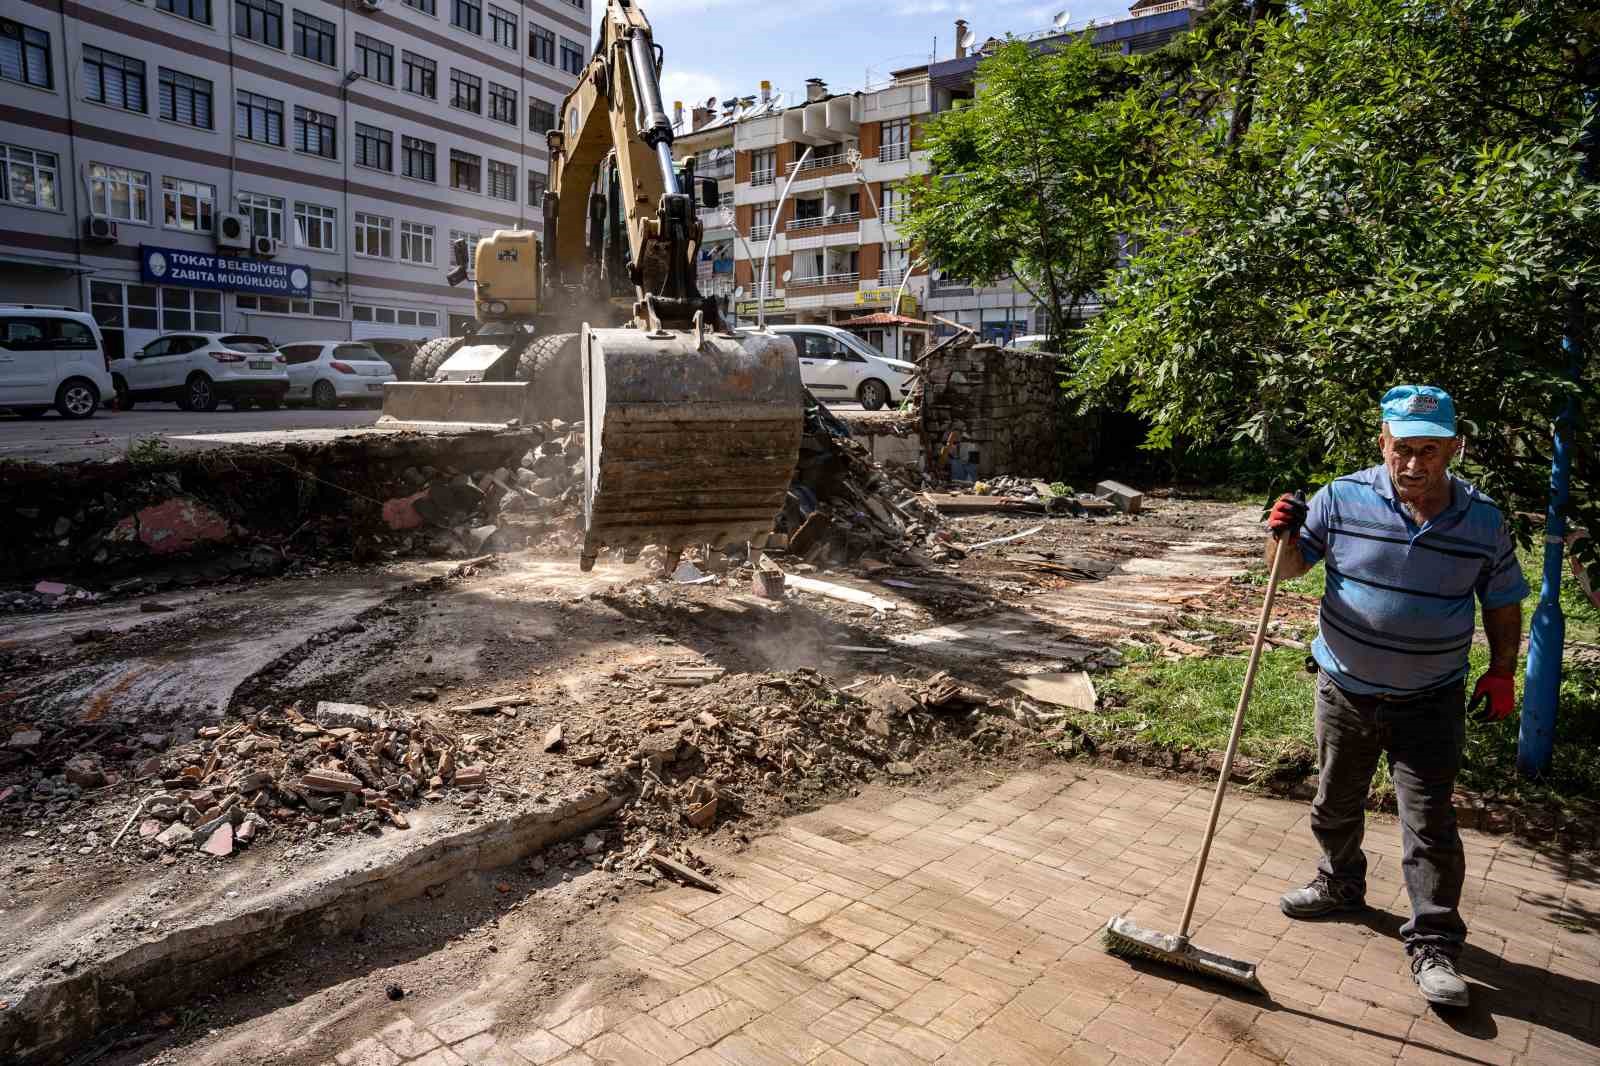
[784,573,900,612]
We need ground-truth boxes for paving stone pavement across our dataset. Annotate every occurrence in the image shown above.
[336,766,1599,1065]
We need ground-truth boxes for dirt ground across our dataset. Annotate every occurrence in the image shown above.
[2,492,1275,1064]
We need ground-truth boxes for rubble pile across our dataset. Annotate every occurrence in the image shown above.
[4,699,503,862]
[782,417,954,565]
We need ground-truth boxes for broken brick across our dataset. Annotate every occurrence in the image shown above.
[201,822,234,857]
[452,765,486,789]
[301,769,363,793]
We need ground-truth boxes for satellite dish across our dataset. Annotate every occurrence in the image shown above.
[931,268,944,281]
[1053,10,1070,29]
[781,269,793,283]
[958,29,977,50]
[733,286,746,299]
[825,204,838,218]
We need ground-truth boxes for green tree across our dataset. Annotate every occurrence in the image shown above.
[901,36,1133,344]
[1075,0,1600,571]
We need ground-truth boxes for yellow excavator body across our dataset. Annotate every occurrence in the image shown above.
[379,0,803,566]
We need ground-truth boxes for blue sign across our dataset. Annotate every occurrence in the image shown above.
[139,245,311,297]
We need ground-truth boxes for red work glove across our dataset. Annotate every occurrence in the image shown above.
[1267,492,1307,541]
[1470,670,1517,722]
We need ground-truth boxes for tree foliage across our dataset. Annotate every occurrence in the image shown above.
[1072,0,1600,573]
[901,37,1134,342]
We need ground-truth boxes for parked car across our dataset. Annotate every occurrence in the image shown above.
[768,325,917,411]
[356,337,422,380]
[0,304,114,419]
[278,341,398,408]
[109,333,289,411]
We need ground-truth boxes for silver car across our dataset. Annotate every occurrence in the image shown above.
[278,341,399,409]
[108,332,289,411]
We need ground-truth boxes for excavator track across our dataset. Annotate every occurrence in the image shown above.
[579,325,803,569]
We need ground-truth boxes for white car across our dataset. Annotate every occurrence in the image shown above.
[277,341,398,408]
[1006,334,1051,351]
[769,325,916,411]
[0,304,115,420]
[110,333,289,411]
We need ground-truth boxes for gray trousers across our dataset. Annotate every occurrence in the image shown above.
[1311,670,1469,957]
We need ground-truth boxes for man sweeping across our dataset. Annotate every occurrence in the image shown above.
[1266,385,1529,1008]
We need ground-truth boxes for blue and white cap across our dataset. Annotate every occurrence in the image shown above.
[1381,385,1457,439]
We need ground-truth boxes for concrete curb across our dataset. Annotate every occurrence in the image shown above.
[2,784,625,1065]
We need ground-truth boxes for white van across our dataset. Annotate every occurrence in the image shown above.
[0,305,115,419]
[768,324,918,410]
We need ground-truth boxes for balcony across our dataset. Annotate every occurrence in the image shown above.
[786,153,847,175]
[878,141,909,164]
[789,271,860,291]
[749,223,772,241]
[878,268,908,287]
[880,202,907,224]
[788,211,860,232]
[751,168,776,187]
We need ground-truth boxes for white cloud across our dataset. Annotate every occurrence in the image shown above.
[661,69,728,112]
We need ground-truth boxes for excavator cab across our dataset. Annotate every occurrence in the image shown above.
[380,0,803,571]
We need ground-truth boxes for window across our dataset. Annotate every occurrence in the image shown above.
[488,82,516,124]
[750,148,775,187]
[528,98,555,134]
[880,118,910,162]
[563,0,583,7]
[450,150,481,192]
[237,190,284,241]
[294,201,336,251]
[400,221,434,265]
[450,68,480,112]
[354,34,392,84]
[559,37,583,75]
[235,89,283,144]
[0,144,58,209]
[234,0,282,48]
[83,46,145,112]
[448,230,481,279]
[293,10,335,65]
[749,203,774,240]
[162,178,215,232]
[352,303,438,326]
[159,68,213,128]
[1,19,53,90]
[528,25,554,65]
[159,288,224,331]
[156,0,211,23]
[288,106,335,159]
[487,159,515,200]
[237,294,342,317]
[0,317,97,351]
[484,5,517,49]
[402,135,436,182]
[403,0,435,14]
[89,164,150,222]
[354,123,392,171]
[353,212,393,258]
[402,50,435,98]
[527,172,545,208]
[452,0,481,34]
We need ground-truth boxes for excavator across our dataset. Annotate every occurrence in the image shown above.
[380,0,804,571]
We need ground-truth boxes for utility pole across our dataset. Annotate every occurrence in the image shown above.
[1518,52,1598,777]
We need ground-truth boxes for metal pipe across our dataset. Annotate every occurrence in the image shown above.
[758,145,814,330]
[1518,60,1596,777]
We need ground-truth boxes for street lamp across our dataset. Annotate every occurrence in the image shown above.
[758,144,815,330]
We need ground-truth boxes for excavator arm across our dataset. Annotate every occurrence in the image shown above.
[544,0,717,331]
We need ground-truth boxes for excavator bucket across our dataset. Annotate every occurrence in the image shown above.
[579,325,803,570]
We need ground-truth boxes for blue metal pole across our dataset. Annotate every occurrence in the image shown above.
[1518,65,1597,778]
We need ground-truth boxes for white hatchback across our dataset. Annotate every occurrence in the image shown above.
[0,305,115,420]
[278,341,398,409]
[110,333,289,411]
[768,325,917,411]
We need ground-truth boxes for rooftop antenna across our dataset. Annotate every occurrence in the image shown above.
[1053,9,1071,30]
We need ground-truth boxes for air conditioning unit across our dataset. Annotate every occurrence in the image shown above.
[217,212,252,250]
[253,235,281,258]
[82,215,119,244]
[359,0,382,9]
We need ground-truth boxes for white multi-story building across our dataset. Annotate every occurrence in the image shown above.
[0,0,587,356]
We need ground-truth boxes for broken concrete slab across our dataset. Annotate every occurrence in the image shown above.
[1095,480,1143,514]
[1005,672,1098,711]
[314,701,382,733]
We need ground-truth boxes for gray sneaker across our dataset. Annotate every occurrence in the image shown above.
[1279,873,1365,918]
[1411,948,1469,1008]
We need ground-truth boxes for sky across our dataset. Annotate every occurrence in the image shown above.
[583,0,1138,116]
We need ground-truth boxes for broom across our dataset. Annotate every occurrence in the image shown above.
[1100,492,1304,993]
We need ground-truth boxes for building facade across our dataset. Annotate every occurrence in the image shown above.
[0,0,586,357]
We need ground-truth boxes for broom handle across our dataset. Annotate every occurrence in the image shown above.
[1177,532,1291,941]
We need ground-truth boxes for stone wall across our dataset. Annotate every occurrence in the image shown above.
[920,337,1097,479]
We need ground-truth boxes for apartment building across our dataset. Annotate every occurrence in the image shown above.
[0,0,587,356]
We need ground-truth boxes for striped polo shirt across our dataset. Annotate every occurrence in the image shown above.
[1297,465,1529,696]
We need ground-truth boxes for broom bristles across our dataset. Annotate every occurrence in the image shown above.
[1100,915,1265,994]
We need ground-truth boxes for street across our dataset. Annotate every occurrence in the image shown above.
[0,406,381,464]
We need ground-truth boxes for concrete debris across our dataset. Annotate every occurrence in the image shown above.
[1095,480,1144,514]
[314,701,382,733]
[7,730,42,750]
[542,724,565,753]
